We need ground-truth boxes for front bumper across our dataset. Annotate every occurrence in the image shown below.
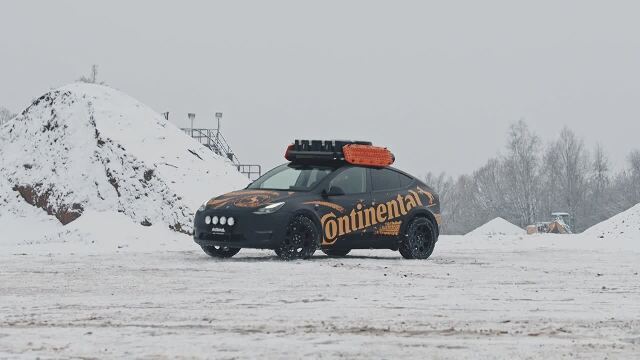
[193,208,290,249]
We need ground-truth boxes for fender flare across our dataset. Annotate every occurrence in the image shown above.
[291,208,324,237]
[400,207,439,237]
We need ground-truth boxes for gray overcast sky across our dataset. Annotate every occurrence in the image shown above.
[1,0,639,177]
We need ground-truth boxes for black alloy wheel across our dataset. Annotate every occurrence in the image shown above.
[275,215,319,260]
[399,217,437,260]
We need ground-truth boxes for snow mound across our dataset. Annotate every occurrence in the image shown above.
[466,217,524,236]
[581,203,640,250]
[0,83,249,236]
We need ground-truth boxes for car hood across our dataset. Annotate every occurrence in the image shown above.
[205,189,299,210]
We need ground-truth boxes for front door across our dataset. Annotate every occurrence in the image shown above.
[321,166,371,249]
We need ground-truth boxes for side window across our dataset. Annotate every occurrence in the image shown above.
[398,172,414,187]
[371,168,406,191]
[329,167,367,195]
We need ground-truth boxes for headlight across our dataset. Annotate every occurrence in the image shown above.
[220,216,227,225]
[205,216,211,225]
[227,217,235,226]
[254,201,286,215]
[198,201,208,212]
[211,216,219,225]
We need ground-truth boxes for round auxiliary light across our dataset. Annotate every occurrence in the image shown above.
[227,217,235,226]
[211,216,219,225]
[220,216,227,225]
[205,216,211,225]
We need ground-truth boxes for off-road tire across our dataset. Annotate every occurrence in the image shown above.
[321,248,351,257]
[201,245,241,258]
[399,217,437,260]
[275,215,319,260]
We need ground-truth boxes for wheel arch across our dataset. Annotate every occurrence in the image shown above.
[400,208,439,238]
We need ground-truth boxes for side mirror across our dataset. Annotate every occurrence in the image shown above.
[322,186,345,197]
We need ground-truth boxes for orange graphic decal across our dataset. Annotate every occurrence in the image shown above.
[416,186,435,205]
[207,190,280,209]
[375,221,402,236]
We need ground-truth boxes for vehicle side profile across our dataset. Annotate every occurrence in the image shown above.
[193,140,441,260]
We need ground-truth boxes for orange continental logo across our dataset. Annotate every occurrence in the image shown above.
[321,190,424,245]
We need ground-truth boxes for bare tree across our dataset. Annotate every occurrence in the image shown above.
[547,127,590,230]
[590,144,610,195]
[0,106,15,126]
[78,64,100,84]
[473,158,510,220]
[502,120,541,227]
[424,172,455,233]
[628,149,640,204]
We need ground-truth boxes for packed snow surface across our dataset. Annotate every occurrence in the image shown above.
[0,83,249,236]
[466,217,524,236]
[1,234,639,358]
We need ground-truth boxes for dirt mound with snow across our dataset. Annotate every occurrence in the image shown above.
[581,203,640,249]
[0,83,249,241]
[466,217,524,236]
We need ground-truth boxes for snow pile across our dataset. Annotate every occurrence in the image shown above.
[0,83,249,251]
[466,217,524,236]
[581,203,640,250]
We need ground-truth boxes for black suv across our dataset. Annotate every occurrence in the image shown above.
[193,140,441,260]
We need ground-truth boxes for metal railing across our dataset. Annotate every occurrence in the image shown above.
[181,127,261,180]
[237,164,262,181]
[182,128,238,163]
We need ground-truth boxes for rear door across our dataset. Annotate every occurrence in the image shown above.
[369,168,415,245]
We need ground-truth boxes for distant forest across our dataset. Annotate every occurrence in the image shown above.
[426,120,640,235]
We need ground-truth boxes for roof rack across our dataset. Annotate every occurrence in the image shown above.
[285,140,394,167]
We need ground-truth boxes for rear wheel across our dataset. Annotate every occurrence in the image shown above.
[275,215,319,260]
[399,217,437,260]
[200,245,241,258]
[321,248,351,257]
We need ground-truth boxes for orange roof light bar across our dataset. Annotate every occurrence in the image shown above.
[343,144,395,167]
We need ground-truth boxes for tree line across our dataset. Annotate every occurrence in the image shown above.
[426,120,640,234]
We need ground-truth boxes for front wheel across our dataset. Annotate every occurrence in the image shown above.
[275,215,319,260]
[399,217,437,260]
[200,245,241,258]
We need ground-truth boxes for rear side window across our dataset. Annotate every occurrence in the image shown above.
[371,168,412,191]
[398,172,414,187]
[329,167,368,194]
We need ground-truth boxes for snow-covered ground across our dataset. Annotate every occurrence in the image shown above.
[1,233,639,359]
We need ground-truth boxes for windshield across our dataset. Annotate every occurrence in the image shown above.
[248,163,336,191]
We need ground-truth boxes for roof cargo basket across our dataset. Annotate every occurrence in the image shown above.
[285,139,394,167]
